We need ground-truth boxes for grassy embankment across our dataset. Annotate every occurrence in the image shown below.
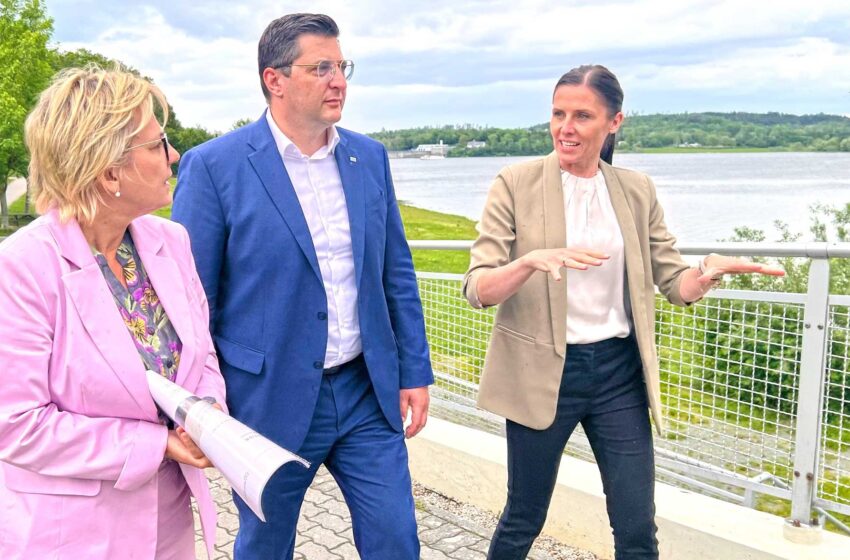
[5,186,476,272]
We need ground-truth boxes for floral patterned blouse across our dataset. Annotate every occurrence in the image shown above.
[94,231,182,383]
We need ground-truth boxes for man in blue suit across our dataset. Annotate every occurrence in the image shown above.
[172,13,433,559]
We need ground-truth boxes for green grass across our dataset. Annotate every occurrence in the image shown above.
[153,182,477,273]
[399,205,475,274]
[0,194,35,236]
[9,194,28,213]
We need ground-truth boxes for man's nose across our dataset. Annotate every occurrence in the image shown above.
[328,64,347,87]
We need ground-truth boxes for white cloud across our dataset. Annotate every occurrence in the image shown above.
[48,0,850,130]
[59,6,264,131]
[622,37,850,93]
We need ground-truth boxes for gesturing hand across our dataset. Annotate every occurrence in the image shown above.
[699,254,786,285]
[520,248,608,281]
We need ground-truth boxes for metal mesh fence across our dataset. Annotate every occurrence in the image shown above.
[416,271,850,520]
[820,299,850,511]
[654,294,801,490]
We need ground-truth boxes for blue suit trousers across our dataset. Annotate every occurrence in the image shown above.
[233,358,419,560]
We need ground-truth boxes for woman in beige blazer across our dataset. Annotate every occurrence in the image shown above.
[463,65,783,560]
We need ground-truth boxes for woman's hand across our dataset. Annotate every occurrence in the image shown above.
[165,428,212,468]
[163,403,222,468]
[520,248,608,282]
[681,253,786,303]
[475,247,607,307]
[699,253,786,283]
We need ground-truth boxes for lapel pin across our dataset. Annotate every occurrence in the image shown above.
[349,156,357,163]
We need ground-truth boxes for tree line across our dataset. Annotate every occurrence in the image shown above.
[367,112,850,156]
[1,0,218,227]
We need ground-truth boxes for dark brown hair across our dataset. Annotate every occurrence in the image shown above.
[554,65,623,164]
[258,13,339,101]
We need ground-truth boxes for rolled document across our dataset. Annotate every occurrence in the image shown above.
[146,371,310,521]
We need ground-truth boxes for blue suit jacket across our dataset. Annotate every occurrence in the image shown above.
[172,115,433,452]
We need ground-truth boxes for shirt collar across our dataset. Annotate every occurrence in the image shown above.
[265,109,340,160]
[561,168,605,195]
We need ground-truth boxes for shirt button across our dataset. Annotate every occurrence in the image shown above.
[317,312,327,320]
[313,361,323,370]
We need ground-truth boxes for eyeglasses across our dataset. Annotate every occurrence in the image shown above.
[279,59,354,81]
[127,132,170,161]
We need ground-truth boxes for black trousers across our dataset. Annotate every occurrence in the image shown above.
[488,335,659,560]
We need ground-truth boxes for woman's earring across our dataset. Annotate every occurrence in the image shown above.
[115,189,121,198]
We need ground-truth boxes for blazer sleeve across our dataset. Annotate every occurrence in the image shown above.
[0,245,167,491]
[379,148,434,389]
[176,225,228,411]
[463,166,517,308]
[172,148,227,330]
[644,174,690,307]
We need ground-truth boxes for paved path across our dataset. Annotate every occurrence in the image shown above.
[4,178,27,206]
[194,467,596,560]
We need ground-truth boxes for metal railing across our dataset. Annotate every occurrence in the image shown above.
[411,240,850,534]
[3,230,846,533]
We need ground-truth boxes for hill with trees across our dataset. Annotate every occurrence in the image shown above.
[367,112,850,157]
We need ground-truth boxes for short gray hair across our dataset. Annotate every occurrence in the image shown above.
[257,13,339,101]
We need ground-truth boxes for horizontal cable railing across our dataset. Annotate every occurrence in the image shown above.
[412,241,850,534]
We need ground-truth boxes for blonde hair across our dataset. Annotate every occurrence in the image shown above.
[24,65,169,223]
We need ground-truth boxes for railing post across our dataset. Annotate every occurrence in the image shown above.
[786,257,830,541]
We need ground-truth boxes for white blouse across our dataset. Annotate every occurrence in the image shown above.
[562,169,631,344]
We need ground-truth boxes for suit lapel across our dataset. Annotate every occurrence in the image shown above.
[601,162,646,302]
[542,152,567,357]
[246,118,322,284]
[49,213,158,419]
[334,136,365,288]
[130,221,198,391]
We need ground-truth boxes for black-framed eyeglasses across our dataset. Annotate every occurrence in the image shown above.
[127,132,170,161]
[279,59,354,81]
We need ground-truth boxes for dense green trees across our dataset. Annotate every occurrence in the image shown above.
[0,1,217,226]
[618,112,850,151]
[368,112,850,157]
[0,0,53,227]
[47,47,216,165]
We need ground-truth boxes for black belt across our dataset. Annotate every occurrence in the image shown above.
[323,353,365,375]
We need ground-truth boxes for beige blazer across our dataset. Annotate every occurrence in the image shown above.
[463,152,691,433]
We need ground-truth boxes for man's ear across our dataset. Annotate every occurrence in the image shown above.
[263,67,286,99]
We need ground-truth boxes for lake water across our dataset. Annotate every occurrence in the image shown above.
[389,152,850,243]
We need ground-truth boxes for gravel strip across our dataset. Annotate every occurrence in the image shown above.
[413,482,599,560]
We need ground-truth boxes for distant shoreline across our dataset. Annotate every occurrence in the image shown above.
[388,147,846,159]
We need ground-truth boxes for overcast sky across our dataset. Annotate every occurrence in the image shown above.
[48,0,850,133]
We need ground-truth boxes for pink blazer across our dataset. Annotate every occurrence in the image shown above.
[0,209,226,559]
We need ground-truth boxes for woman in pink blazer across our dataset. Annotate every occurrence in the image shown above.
[0,67,226,559]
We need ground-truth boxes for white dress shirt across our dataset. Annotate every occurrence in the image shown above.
[562,169,631,344]
[266,111,361,367]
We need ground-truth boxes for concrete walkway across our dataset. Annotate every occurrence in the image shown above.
[194,467,595,560]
